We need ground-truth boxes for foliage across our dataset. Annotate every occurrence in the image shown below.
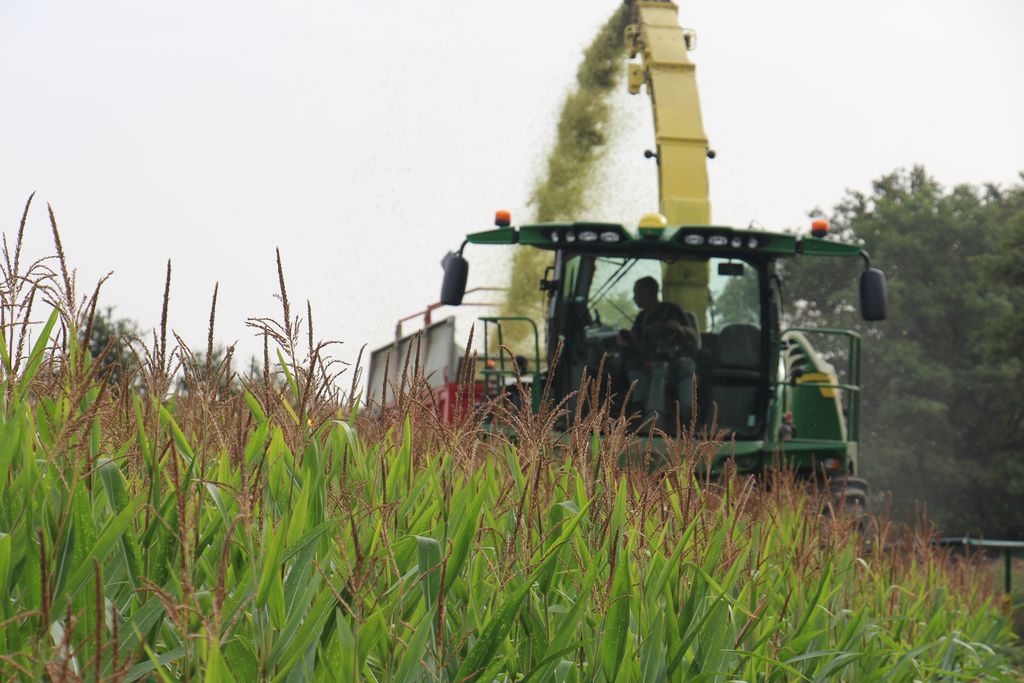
[2,339,1022,680]
[984,185,1024,361]
[0,197,1021,679]
[782,167,1024,538]
[84,306,142,388]
[714,269,760,327]
[176,345,237,397]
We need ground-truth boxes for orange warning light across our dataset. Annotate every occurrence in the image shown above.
[485,359,496,369]
[495,210,511,227]
[810,219,829,238]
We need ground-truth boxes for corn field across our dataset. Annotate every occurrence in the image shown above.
[0,199,1021,681]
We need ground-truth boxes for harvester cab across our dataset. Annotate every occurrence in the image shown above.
[439,215,888,492]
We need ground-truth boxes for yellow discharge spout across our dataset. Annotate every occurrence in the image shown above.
[628,1,711,326]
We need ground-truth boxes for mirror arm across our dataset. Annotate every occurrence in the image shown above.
[859,249,873,270]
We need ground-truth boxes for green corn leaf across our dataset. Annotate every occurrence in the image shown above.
[720,649,806,680]
[600,527,631,681]
[393,614,432,683]
[269,584,337,680]
[0,532,11,619]
[123,598,165,652]
[130,393,153,474]
[444,486,486,592]
[147,493,178,589]
[159,405,195,463]
[282,542,317,613]
[125,645,186,683]
[276,349,301,408]
[0,325,12,375]
[551,533,608,652]
[536,500,579,596]
[267,571,323,667]
[12,309,58,403]
[203,637,236,683]
[268,561,288,628]
[454,500,591,683]
[519,642,593,683]
[0,415,21,487]
[89,414,101,461]
[285,476,312,547]
[243,390,267,423]
[52,503,79,602]
[358,609,387,670]
[256,518,287,608]
[811,652,867,683]
[334,613,357,683]
[69,480,99,580]
[639,608,667,683]
[280,519,334,566]
[97,457,144,590]
[59,493,140,605]
[224,639,259,683]
[415,535,442,613]
[792,563,833,642]
[244,421,269,467]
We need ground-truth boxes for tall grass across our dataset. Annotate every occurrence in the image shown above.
[0,201,1021,681]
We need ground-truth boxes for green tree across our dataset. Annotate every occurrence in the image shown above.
[715,271,760,327]
[85,306,141,388]
[781,167,1024,538]
[983,178,1024,362]
[177,345,237,397]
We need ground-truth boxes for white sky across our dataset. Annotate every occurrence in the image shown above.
[2,0,1022,380]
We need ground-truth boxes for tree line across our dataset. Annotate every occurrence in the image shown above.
[782,166,1024,538]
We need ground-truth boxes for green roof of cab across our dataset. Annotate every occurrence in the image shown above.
[464,222,862,259]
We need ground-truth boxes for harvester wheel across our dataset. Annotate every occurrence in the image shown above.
[823,476,870,532]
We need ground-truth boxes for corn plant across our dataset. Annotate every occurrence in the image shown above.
[0,200,1020,681]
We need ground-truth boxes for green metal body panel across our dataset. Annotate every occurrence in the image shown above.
[468,222,858,259]
[717,438,855,475]
[465,227,518,245]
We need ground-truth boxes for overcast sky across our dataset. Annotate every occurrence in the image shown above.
[2,0,1021,381]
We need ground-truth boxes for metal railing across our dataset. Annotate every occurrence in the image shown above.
[783,327,862,441]
[479,316,542,376]
[478,317,543,411]
[937,537,1024,595]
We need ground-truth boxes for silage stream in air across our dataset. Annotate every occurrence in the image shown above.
[499,6,630,353]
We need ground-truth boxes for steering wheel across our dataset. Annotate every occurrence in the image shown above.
[640,321,698,358]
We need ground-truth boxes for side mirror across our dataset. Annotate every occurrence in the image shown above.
[440,252,469,306]
[859,267,888,321]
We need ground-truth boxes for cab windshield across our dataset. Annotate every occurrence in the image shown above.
[559,254,765,437]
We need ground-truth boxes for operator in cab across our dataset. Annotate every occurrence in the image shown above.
[613,276,702,428]
[616,276,698,352]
